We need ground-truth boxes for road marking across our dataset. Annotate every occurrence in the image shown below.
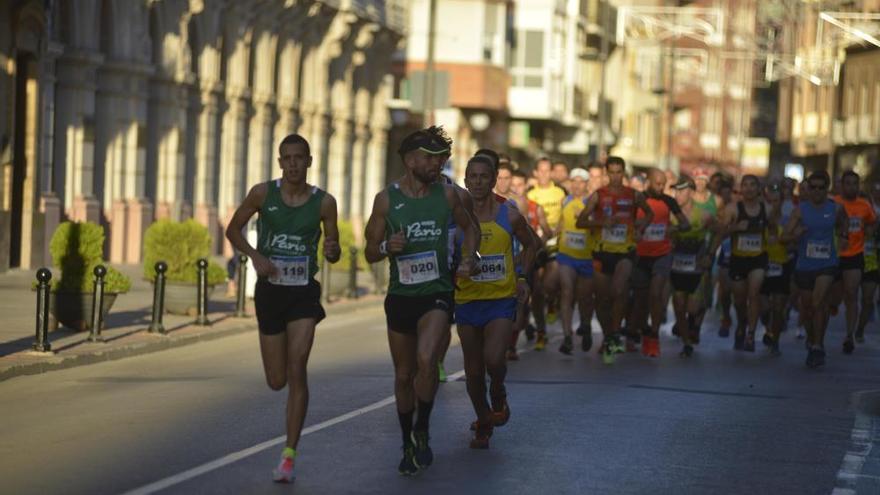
[831,398,878,495]
[120,331,549,494]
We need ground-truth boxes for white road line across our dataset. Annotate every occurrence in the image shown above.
[832,407,877,494]
[120,330,548,495]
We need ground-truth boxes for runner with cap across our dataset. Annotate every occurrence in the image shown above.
[783,170,848,368]
[225,134,341,483]
[456,154,536,448]
[364,128,479,475]
[760,181,791,357]
[576,156,654,364]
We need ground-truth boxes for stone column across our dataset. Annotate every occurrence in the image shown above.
[218,90,250,256]
[247,98,276,189]
[193,84,222,254]
[349,121,371,242]
[35,41,64,268]
[149,77,189,221]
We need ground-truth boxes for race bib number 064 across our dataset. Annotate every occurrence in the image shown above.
[472,254,507,282]
[397,251,440,285]
[268,256,309,286]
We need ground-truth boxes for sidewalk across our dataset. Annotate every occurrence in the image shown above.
[0,263,384,382]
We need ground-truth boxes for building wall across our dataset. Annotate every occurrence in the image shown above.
[0,0,405,271]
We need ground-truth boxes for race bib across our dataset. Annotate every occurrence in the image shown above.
[806,240,832,259]
[737,234,763,253]
[866,238,876,252]
[602,224,628,243]
[397,251,440,285]
[564,232,587,251]
[268,256,309,286]
[767,262,783,277]
[472,254,507,282]
[643,223,667,242]
[672,254,698,273]
[848,217,863,233]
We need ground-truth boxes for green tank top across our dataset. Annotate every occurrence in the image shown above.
[673,205,709,255]
[386,182,452,296]
[257,180,324,285]
[694,193,717,216]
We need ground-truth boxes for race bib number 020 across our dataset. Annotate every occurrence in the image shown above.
[737,234,763,253]
[397,251,440,285]
[472,254,507,282]
[564,232,587,251]
[268,256,309,286]
[602,224,628,243]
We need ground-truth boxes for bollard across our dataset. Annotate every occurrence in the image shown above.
[88,265,107,343]
[33,268,52,352]
[348,247,359,299]
[195,258,211,326]
[148,261,168,334]
[234,254,248,317]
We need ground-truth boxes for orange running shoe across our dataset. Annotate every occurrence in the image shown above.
[470,421,494,449]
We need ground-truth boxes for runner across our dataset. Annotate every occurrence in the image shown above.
[719,175,774,352]
[760,182,791,357]
[783,170,848,368]
[224,134,341,483]
[857,182,880,342]
[631,169,690,357]
[576,156,653,363]
[715,178,735,337]
[364,129,479,475]
[456,155,536,448]
[552,160,571,192]
[833,171,877,353]
[670,177,716,357]
[554,168,596,354]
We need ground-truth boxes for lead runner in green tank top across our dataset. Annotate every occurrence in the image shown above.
[363,127,479,475]
[225,134,340,482]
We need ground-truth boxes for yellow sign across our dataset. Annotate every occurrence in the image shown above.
[742,138,770,175]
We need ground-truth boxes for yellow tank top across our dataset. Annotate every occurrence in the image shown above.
[558,196,592,260]
[527,185,566,227]
[766,225,788,265]
[455,203,516,303]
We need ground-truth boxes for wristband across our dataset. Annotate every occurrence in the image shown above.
[379,240,388,255]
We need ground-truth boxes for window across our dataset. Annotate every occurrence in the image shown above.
[511,29,545,87]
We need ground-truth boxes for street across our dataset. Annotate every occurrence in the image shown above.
[2,303,879,495]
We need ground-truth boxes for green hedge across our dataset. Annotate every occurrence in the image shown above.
[317,220,366,271]
[48,221,132,293]
[143,219,226,285]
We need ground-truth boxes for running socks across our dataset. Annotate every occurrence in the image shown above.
[398,409,414,445]
[415,399,434,432]
[282,447,297,459]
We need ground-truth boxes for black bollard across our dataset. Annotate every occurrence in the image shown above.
[148,262,168,334]
[234,254,248,317]
[195,258,210,326]
[348,247,359,299]
[33,268,52,352]
[88,265,107,343]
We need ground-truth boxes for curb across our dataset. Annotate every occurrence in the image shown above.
[0,294,383,383]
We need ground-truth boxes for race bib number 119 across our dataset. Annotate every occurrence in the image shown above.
[268,256,309,286]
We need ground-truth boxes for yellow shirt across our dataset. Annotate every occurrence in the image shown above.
[455,203,516,304]
[527,185,566,228]
[557,195,592,260]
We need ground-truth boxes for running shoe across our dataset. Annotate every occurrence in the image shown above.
[491,399,511,427]
[470,422,493,449]
[535,332,547,351]
[601,341,615,365]
[609,334,626,355]
[398,442,419,475]
[438,362,447,383]
[762,333,774,347]
[733,331,745,351]
[743,332,756,352]
[506,347,520,361]
[581,332,593,352]
[644,336,660,358]
[547,310,558,324]
[805,349,817,368]
[679,344,694,358]
[410,430,433,468]
[576,324,586,336]
[525,324,536,341]
[843,338,855,355]
[272,453,295,483]
[559,336,574,355]
[719,317,732,337]
[625,337,638,353]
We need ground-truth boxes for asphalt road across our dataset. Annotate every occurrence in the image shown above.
[2,303,880,495]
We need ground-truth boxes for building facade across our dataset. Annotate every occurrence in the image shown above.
[0,0,406,271]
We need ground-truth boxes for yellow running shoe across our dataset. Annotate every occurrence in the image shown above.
[535,332,547,351]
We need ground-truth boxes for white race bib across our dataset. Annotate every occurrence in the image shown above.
[397,251,440,285]
[602,224,628,243]
[672,254,698,273]
[564,232,587,251]
[472,254,507,282]
[268,256,309,286]
[643,223,667,242]
[866,238,876,252]
[848,217,863,234]
[767,262,783,277]
[806,240,832,259]
[737,234,763,253]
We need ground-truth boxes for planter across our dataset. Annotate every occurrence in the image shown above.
[163,281,215,316]
[49,292,119,332]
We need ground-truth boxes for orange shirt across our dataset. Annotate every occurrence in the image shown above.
[834,195,877,257]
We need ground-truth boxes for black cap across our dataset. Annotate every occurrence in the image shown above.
[398,127,452,157]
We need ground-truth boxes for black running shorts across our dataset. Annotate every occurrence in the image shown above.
[385,292,454,334]
[254,278,326,335]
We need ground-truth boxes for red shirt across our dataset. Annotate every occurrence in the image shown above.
[637,194,679,257]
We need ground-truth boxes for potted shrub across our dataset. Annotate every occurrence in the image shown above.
[142,219,226,315]
[48,221,131,331]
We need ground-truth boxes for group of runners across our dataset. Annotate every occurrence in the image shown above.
[225,128,879,482]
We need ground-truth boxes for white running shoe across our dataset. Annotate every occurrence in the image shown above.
[272,455,295,483]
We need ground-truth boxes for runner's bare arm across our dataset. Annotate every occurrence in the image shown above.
[321,193,341,264]
[364,191,391,263]
[225,183,276,276]
[536,205,552,241]
[510,206,537,281]
[455,184,483,248]
[634,192,654,232]
[781,205,803,243]
[835,203,850,251]
[575,192,601,229]
[447,185,479,274]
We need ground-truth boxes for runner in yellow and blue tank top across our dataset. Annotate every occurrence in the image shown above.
[555,168,596,355]
[455,155,537,450]
[759,182,791,357]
